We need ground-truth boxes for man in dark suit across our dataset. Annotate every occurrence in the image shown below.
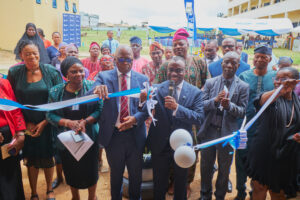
[145,56,205,200]
[209,38,250,78]
[198,52,249,200]
[93,45,149,200]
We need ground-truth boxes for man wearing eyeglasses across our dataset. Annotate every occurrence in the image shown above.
[234,45,277,200]
[143,56,205,200]
[208,38,250,78]
[92,45,149,200]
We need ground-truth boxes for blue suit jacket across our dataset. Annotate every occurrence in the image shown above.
[208,58,250,78]
[92,68,149,151]
[147,80,205,154]
[241,52,248,64]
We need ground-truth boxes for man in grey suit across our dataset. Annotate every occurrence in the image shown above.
[198,52,249,200]
[93,45,149,200]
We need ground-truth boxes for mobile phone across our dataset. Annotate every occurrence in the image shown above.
[71,132,84,143]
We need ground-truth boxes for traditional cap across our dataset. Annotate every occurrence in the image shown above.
[278,56,293,64]
[60,56,83,77]
[149,41,164,52]
[129,36,142,45]
[89,41,100,50]
[254,44,272,55]
[66,43,78,51]
[173,28,189,42]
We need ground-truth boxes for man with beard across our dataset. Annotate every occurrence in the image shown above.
[130,36,149,73]
[141,41,164,85]
[234,45,276,200]
[198,52,249,200]
[145,56,205,200]
[209,38,250,78]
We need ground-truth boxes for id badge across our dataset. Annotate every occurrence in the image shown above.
[72,104,79,110]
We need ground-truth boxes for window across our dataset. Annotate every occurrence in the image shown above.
[65,0,69,11]
[36,0,41,4]
[73,3,77,13]
[52,0,57,8]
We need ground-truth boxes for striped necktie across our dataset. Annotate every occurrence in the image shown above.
[120,74,129,123]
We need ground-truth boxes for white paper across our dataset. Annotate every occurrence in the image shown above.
[218,85,229,111]
[57,130,94,161]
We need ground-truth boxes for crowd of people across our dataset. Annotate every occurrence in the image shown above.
[0,22,300,200]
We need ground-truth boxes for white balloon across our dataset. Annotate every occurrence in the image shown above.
[174,146,196,168]
[169,129,193,150]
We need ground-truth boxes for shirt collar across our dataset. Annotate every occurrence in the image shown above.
[221,75,234,83]
[176,80,184,89]
[117,68,131,78]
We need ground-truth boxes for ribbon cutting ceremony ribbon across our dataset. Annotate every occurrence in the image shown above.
[194,85,283,150]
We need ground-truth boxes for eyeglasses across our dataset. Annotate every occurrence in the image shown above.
[222,45,234,49]
[117,58,132,63]
[168,68,184,73]
[272,77,291,82]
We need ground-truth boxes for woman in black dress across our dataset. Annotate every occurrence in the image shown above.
[247,67,300,200]
[47,57,102,200]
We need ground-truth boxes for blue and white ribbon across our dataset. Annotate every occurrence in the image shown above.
[143,82,158,125]
[0,87,142,111]
[194,85,283,150]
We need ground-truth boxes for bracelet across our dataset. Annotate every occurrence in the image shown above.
[16,132,25,136]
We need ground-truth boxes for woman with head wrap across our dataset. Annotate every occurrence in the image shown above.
[141,41,164,85]
[81,42,101,74]
[47,32,63,61]
[8,40,63,200]
[246,67,300,199]
[14,23,50,64]
[100,44,111,56]
[47,56,103,200]
[87,55,114,81]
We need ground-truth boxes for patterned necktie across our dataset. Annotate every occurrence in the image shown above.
[173,86,179,102]
[120,74,129,123]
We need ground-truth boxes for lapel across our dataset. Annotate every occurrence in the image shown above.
[228,76,238,100]
[215,75,223,97]
[111,69,119,111]
[158,81,173,123]
[178,81,188,106]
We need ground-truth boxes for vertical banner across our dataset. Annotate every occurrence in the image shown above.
[184,0,197,45]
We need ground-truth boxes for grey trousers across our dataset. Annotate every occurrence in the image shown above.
[200,126,233,200]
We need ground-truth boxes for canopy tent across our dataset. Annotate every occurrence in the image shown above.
[149,17,293,36]
[292,26,300,33]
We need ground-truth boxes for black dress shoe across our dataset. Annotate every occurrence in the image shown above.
[227,179,232,193]
[52,178,62,189]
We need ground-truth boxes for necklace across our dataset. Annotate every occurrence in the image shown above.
[286,102,295,128]
[29,68,40,75]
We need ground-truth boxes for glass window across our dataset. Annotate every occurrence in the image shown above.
[52,0,57,8]
[73,3,77,13]
[65,0,69,11]
[36,0,41,4]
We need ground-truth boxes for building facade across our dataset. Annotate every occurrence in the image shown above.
[80,12,100,28]
[0,0,79,51]
[227,0,300,27]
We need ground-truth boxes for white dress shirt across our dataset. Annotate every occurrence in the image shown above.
[115,69,131,127]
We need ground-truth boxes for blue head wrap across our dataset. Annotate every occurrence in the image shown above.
[129,36,142,46]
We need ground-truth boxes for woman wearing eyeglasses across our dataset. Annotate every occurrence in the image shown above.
[246,67,300,200]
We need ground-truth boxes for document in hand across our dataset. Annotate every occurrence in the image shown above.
[57,130,94,161]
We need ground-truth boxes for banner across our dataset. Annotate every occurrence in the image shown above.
[184,0,197,43]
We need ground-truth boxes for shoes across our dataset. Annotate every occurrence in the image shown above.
[30,194,39,200]
[187,184,191,198]
[51,178,63,189]
[227,179,232,193]
[46,190,55,200]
